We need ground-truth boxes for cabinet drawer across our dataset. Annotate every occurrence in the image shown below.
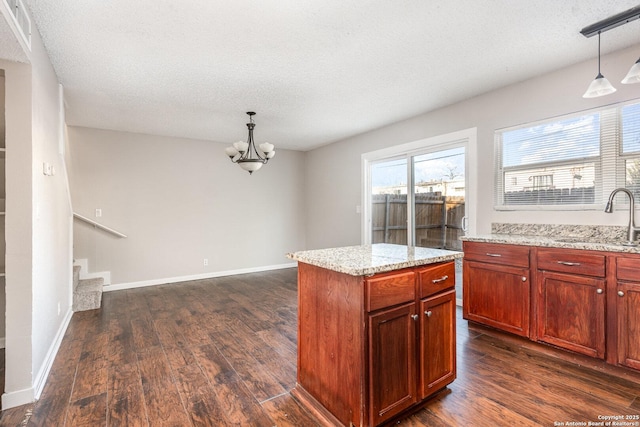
[366,270,416,312]
[418,262,455,298]
[537,248,605,277]
[617,256,640,282]
[463,242,530,268]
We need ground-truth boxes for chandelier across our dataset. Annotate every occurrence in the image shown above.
[225,112,275,174]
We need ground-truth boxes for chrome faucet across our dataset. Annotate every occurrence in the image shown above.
[605,188,640,246]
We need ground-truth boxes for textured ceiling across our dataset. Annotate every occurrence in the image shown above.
[7,1,640,150]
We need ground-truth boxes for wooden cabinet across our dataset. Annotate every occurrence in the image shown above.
[463,240,640,372]
[419,289,456,399]
[366,263,456,425]
[615,256,640,370]
[294,260,456,427]
[536,248,606,359]
[368,302,417,425]
[462,242,531,337]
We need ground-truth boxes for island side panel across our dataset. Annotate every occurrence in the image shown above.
[296,262,367,426]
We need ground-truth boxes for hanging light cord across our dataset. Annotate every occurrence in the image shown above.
[597,31,603,77]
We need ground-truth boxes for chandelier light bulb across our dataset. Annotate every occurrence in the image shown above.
[225,146,238,158]
[233,141,249,153]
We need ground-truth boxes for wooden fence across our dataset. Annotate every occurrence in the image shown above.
[372,193,465,251]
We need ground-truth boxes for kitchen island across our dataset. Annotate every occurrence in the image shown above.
[287,244,463,427]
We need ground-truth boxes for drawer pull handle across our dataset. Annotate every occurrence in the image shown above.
[485,253,502,257]
[618,290,625,297]
[411,314,419,321]
[556,261,581,266]
[425,310,432,317]
[431,275,449,284]
[596,288,603,294]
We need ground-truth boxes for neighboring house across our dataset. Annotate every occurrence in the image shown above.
[1,2,638,411]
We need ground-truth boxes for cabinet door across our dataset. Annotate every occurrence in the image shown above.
[368,302,417,426]
[617,281,640,370]
[537,271,605,359]
[463,260,530,337]
[419,289,456,399]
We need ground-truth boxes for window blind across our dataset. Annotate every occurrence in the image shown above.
[495,99,640,209]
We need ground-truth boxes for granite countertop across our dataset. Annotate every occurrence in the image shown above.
[461,223,640,254]
[287,243,463,276]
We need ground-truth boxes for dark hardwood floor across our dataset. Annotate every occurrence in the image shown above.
[0,267,639,426]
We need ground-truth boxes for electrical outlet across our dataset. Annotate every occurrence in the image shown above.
[203,258,209,266]
[95,208,102,217]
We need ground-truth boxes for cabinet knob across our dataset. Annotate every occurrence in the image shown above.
[618,290,625,297]
[411,314,419,321]
[522,277,527,282]
[425,310,432,317]
[596,288,603,294]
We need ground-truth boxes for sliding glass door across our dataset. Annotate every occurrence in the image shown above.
[412,146,465,250]
[368,146,466,250]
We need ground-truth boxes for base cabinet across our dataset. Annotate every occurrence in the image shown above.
[419,289,456,399]
[369,303,417,425]
[464,241,640,372]
[536,248,606,358]
[462,242,530,337]
[537,270,606,358]
[295,261,457,427]
[616,256,640,370]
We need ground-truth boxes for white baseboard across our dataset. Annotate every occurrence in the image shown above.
[34,307,73,400]
[104,262,297,292]
[1,386,34,410]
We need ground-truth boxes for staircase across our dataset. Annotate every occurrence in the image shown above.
[72,264,104,312]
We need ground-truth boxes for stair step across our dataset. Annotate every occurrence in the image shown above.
[73,265,81,288]
[73,277,104,312]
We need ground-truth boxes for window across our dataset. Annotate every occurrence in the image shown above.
[495,99,640,209]
[622,103,640,200]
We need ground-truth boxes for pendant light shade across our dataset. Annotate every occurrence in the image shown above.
[583,73,617,98]
[583,32,616,98]
[622,58,640,84]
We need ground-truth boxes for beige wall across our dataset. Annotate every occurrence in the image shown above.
[1,9,72,408]
[68,126,306,286]
[29,20,73,400]
[304,43,640,250]
[1,57,34,409]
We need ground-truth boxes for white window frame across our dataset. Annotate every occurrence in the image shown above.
[361,128,477,245]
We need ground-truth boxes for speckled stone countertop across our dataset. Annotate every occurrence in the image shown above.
[287,243,463,276]
[461,223,640,254]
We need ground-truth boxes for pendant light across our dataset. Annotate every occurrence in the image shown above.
[224,112,275,174]
[622,57,640,84]
[583,31,616,98]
